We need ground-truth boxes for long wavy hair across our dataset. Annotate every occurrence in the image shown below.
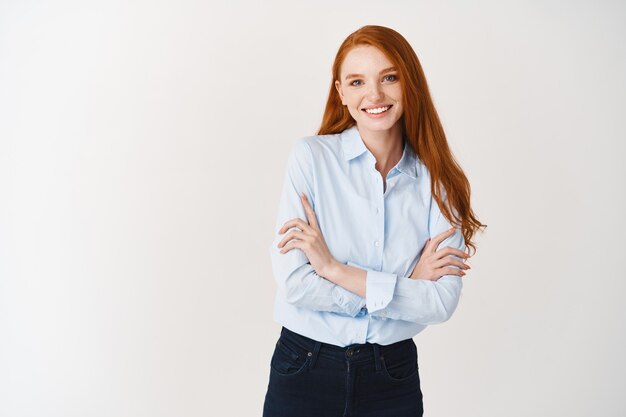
[318,25,486,255]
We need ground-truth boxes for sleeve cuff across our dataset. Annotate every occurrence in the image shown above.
[347,261,397,314]
[332,285,366,317]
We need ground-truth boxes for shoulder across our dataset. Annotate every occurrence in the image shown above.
[289,131,344,162]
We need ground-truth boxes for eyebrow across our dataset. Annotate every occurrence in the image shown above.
[345,66,397,80]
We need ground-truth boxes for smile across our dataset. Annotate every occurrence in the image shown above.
[362,105,392,114]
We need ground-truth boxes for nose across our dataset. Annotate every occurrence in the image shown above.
[366,82,384,102]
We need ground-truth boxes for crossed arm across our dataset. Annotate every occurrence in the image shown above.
[272,193,469,325]
[269,139,469,325]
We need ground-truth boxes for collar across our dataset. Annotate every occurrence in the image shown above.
[340,125,419,179]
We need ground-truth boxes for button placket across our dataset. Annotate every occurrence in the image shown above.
[375,186,385,271]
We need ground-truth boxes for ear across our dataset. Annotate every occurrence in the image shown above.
[334,80,345,105]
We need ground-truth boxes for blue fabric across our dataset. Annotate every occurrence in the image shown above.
[270,125,465,347]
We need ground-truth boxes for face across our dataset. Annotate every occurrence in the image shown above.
[335,45,404,135]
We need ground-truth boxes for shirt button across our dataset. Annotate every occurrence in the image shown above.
[376,208,380,214]
[374,241,380,247]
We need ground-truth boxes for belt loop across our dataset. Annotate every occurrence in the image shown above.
[373,344,382,372]
[309,341,322,369]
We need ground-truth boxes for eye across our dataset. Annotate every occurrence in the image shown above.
[350,79,363,86]
[383,74,397,82]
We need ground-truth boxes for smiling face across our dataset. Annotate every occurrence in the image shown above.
[334,45,404,135]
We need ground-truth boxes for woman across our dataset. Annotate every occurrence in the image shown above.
[263,25,485,417]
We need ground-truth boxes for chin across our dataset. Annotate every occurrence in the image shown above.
[358,119,400,132]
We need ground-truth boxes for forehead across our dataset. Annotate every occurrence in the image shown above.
[340,45,394,75]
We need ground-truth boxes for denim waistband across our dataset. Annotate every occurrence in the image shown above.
[279,326,415,370]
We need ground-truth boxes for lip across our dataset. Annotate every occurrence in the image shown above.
[361,104,393,111]
[361,104,393,118]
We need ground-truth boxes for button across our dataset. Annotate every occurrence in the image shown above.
[374,241,380,247]
[381,309,387,318]
[376,207,380,214]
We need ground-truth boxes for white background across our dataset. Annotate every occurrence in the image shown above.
[1,1,625,416]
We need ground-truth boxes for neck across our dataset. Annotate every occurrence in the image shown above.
[356,122,404,176]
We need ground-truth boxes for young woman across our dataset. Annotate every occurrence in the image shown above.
[263,25,485,417]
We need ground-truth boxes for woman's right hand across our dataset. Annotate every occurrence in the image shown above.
[409,227,470,281]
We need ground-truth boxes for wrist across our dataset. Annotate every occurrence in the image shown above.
[319,259,342,283]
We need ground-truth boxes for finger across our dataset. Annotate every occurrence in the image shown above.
[300,193,319,229]
[425,227,456,254]
[277,230,306,249]
[279,239,303,254]
[437,266,466,277]
[433,246,470,260]
[279,218,311,234]
[433,256,470,270]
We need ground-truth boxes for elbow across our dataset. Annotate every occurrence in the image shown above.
[270,247,310,307]
[431,291,461,324]
[279,264,313,307]
[415,302,458,325]
[415,279,462,325]
[283,281,304,306]
[433,300,459,324]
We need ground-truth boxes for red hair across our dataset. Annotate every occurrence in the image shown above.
[318,25,486,255]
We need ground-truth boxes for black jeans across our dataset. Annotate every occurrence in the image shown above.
[263,327,423,417]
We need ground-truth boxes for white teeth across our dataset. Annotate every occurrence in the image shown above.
[365,106,389,114]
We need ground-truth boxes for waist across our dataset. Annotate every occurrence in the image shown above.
[274,297,427,346]
[280,326,415,363]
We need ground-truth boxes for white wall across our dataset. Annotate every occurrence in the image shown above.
[1,1,624,416]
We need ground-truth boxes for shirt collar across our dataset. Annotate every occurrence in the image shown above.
[341,125,419,179]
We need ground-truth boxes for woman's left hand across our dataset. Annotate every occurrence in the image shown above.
[277,193,337,278]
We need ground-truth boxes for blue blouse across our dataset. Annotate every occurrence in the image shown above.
[269,125,465,346]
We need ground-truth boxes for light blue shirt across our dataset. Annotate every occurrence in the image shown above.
[269,125,465,347]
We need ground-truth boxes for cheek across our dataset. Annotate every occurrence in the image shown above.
[344,94,360,107]
[345,97,363,113]
[387,85,403,101]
